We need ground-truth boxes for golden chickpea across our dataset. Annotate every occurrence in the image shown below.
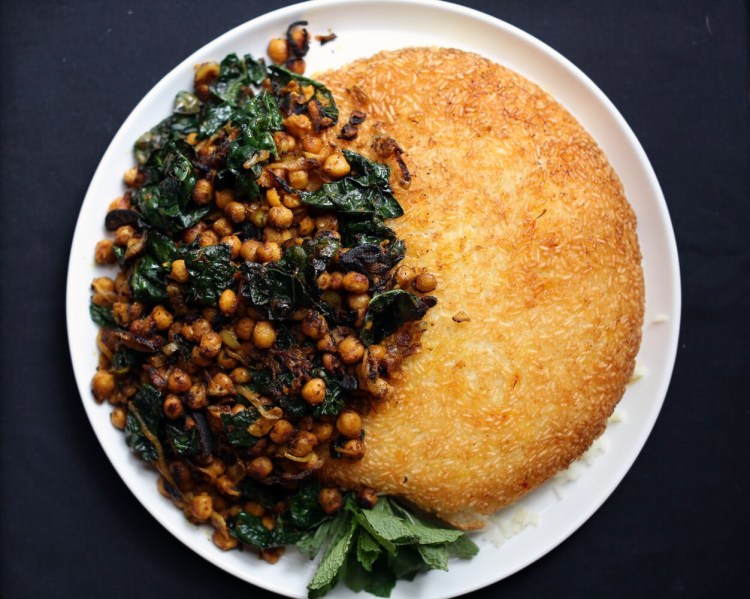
[356,488,379,509]
[270,419,295,444]
[318,487,344,515]
[221,235,241,259]
[163,394,184,420]
[313,422,334,444]
[192,318,212,339]
[214,188,234,210]
[288,170,308,190]
[337,336,365,365]
[368,344,387,361]
[394,265,416,288]
[316,271,332,290]
[244,501,265,517]
[347,293,370,311]
[192,179,214,205]
[224,201,246,224]
[273,131,296,154]
[198,230,219,247]
[110,406,127,430]
[240,239,261,262]
[229,367,251,384]
[289,430,319,457]
[207,372,235,397]
[213,530,239,551]
[284,114,312,138]
[94,239,116,264]
[267,37,289,63]
[287,58,306,75]
[247,456,274,480]
[266,188,282,207]
[212,217,233,238]
[267,206,294,229]
[215,349,238,370]
[317,335,336,353]
[252,321,276,349]
[301,135,324,154]
[151,305,173,331]
[114,225,136,246]
[301,378,326,405]
[322,352,340,373]
[218,288,238,316]
[250,206,268,229]
[235,317,256,341]
[168,460,194,490]
[336,410,362,439]
[188,493,213,522]
[342,272,370,294]
[340,438,365,460]
[414,272,438,293]
[170,259,189,283]
[185,383,208,410]
[315,214,339,232]
[301,310,328,340]
[323,153,351,179]
[123,167,144,188]
[92,370,115,401]
[256,241,282,263]
[298,216,315,236]
[199,331,222,358]
[168,368,192,393]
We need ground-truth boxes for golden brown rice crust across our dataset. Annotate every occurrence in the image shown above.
[318,47,644,529]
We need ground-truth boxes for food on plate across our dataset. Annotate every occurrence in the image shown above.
[88,23,478,598]
[318,47,644,529]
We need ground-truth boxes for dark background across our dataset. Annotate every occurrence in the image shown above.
[1,0,748,597]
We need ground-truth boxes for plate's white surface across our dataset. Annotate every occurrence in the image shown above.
[66,1,681,597]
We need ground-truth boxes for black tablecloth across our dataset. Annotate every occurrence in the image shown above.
[1,1,748,597]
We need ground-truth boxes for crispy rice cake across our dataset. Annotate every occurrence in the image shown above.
[318,47,644,529]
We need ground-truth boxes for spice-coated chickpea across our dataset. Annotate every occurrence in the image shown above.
[298,216,315,236]
[414,272,438,293]
[340,438,365,460]
[394,265,416,288]
[229,367,251,384]
[185,383,208,410]
[94,239,116,264]
[318,487,344,515]
[212,217,233,238]
[218,288,238,315]
[256,241,282,263]
[192,179,214,205]
[313,422,334,444]
[273,131,296,154]
[235,317,256,341]
[163,394,184,420]
[268,205,294,229]
[151,305,173,331]
[213,530,239,551]
[240,239,261,262]
[267,38,289,64]
[337,336,365,365]
[284,114,312,138]
[224,201,247,224]
[252,321,276,349]
[247,456,274,480]
[114,225,136,246]
[92,370,116,401]
[110,406,127,430]
[286,58,306,75]
[301,310,328,340]
[289,430,318,457]
[123,167,144,188]
[266,188,282,207]
[168,368,192,393]
[347,293,371,311]
[336,410,362,439]
[342,272,370,294]
[188,493,213,522]
[207,372,234,397]
[315,214,339,232]
[221,235,241,259]
[322,153,351,179]
[270,419,295,444]
[316,271,332,290]
[171,259,189,283]
[214,188,234,210]
[301,135,324,154]
[288,170,308,190]
[301,378,326,405]
[199,331,222,358]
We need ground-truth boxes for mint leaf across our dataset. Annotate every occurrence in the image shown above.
[417,543,450,571]
[307,514,356,598]
[390,502,464,545]
[446,534,480,559]
[298,518,336,559]
[356,529,383,572]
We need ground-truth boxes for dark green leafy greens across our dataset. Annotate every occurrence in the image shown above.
[360,290,437,346]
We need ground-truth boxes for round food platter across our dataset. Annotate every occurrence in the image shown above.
[66,1,681,597]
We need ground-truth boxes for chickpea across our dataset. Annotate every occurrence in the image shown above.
[168,368,192,393]
[213,530,239,551]
[340,438,365,460]
[199,230,219,247]
[94,239,116,264]
[244,501,265,517]
[169,460,194,490]
[394,265,416,288]
[315,214,339,232]
[256,241,282,263]
[267,206,294,229]
[114,225,136,246]
[224,201,246,224]
[247,456,274,480]
[212,217,233,238]
[250,206,268,229]
[322,352,340,373]
[301,310,328,340]
[207,372,235,397]
[284,114,312,138]
[414,272,438,293]
[356,488,379,509]
[267,38,289,64]
[337,336,365,365]
[252,321,276,349]
[347,293,370,311]
[270,419,295,444]
[273,131,296,154]
[110,406,127,430]
[266,188,282,207]
[317,334,337,353]
[192,319,212,339]
[288,170,308,190]
[151,305,173,331]
[123,167,144,188]
[318,487,344,515]
[289,431,318,458]
[170,259,189,283]
[301,135,324,154]
[261,547,285,564]
[235,317,256,341]
[240,238,261,262]
[298,216,315,236]
[188,493,213,522]
[229,367,251,384]
[163,394,184,420]
[194,62,219,100]
[342,272,370,294]
[336,410,362,439]
[216,474,240,497]
[185,383,208,410]
[214,188,234,210]
[218,288,239,316]
[215,348,238,370]
[322,153,351,179]
[313,422,334,444]
[192,179,214,205]
[92,370,115,401]
[286,58,306,75]
[199,331,222,358]
[221,235,241,259]
[301,378,326,405]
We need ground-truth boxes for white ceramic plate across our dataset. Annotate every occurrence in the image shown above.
[66,1,681,597]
